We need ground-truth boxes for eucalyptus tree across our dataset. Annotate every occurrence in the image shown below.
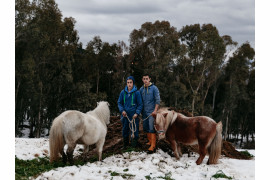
[129,20,183,105]
[219,43,255,140]
[210,35,238,113]
[15,0,79,137]
[178,24,226,116]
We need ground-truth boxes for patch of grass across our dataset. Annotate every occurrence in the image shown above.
[145,175,153,180]
[123,168,129,172]
[211,170,233,179]
[110,171,121,176]
[15,149,128,180]
[15,157,85,179]
[15,148,144,180]
[122,146,141,153]
[108,170,135,179]
[16,157,60,179]
[121,173,135,179]
[158,172,174,180]
[240,150,254,158]
[88,151,118,163]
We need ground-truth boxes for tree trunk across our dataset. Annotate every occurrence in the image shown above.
[224,112,229,141]
[191,93,196,117]
[35,82,43,138]
[96,69,99,95]
[15,98,23,136]
[201,84,210,115]
[212,88,217,112]
[29,117,35,138]
[175,93,177,107]
[240,134,244,148]
[246,133,249,146]
[15,80,21,110]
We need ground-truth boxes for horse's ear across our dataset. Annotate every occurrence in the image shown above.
[163,112,168,117]
[152,112,157,118]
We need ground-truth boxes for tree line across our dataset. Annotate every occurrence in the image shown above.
[16,0,255,145]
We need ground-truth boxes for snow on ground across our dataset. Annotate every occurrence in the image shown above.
[15,138,255,180]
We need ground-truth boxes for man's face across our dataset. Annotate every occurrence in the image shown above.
[127,79,133,90]
[142,76,151,86]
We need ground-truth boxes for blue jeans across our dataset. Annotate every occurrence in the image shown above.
[121,116,139,139]
[143,115,155,133]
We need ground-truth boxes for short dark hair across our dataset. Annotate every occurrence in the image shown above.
[142,73,151,79]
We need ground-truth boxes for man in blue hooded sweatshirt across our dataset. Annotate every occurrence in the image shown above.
[118,76,143,148]
[140,73,160,153]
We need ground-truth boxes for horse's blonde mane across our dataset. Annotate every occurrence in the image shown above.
[168,111,178,125]
[156,108,178,132]
[87,101,110,125]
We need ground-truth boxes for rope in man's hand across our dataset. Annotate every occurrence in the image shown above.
[120,113,152,138]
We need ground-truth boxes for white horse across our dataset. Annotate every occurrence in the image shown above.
[49,101,110,164]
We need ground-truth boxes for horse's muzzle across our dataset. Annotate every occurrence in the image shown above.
[158,133,165,140]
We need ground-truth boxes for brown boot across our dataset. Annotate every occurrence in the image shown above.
[148,133,156,153]
[146,133,151,145]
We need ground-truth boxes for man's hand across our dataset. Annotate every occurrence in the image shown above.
[122,111,127,117]
[133,113,138,119]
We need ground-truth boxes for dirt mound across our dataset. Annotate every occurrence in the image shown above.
[81,116,252,160]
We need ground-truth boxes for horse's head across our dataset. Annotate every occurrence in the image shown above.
[152,112,168,140]
[95,101,110,125]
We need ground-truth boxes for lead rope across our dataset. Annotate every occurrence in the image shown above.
[120,113,153,138]
[121,116,137,138]
[140,114,152,121]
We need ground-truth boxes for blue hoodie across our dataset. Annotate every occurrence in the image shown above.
[139,83,160,118]
[118,85,143,118]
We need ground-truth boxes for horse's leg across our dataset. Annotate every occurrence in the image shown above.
[82,145,89,162]
[61,150,67,164]
[177,144,182,157]
[196,143,207,165]
[96,138,105,161]
[169,139,180,160]
[67,143,76,165]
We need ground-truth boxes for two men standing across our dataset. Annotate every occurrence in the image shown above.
[117,74,160,153]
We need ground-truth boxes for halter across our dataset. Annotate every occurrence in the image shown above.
[154,124,165,134]
[156,130,165,134]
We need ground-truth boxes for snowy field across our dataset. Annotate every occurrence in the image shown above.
[15,138,255,180]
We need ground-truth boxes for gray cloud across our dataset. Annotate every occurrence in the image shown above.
[56,0,254,48]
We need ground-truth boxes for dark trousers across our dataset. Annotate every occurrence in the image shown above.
[121,116,139,139]
[143,115,155,133]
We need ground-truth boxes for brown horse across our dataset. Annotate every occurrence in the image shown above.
[152,108,222,165]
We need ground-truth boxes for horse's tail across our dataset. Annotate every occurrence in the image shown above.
[208,121,223,164]
[49,117,65,163]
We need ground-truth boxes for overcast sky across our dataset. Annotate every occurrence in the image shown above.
[55,0,254,48]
